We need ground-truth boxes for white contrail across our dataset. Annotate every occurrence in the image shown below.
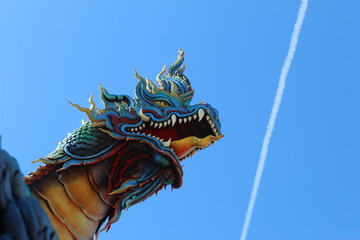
[240,1,309,240]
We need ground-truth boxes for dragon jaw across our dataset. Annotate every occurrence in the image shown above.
[129,107,223,161]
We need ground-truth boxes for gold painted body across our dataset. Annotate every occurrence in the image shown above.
[29,159,115,240]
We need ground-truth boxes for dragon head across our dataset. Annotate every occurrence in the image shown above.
[31,50,223,231]
[70,50,222,181]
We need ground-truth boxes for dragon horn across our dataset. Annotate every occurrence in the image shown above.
[133,69,146,81]
[168,49,185,76]
[88,93,99,111]
[156,64,166,85]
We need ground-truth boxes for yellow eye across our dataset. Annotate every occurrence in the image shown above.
[154,101,171,108]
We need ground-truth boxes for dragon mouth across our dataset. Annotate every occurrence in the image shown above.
[127,108,223,160]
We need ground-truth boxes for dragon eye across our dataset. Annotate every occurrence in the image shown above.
[154,100,171,108]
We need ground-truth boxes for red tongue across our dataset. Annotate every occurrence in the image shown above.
[169,135,224,159]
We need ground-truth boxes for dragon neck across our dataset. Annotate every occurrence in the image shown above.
[26,140,182,239]
[28,158,116,240]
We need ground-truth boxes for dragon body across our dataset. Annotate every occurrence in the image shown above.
[22,50,222,240]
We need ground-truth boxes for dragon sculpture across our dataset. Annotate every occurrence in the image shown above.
[0,50,223,240]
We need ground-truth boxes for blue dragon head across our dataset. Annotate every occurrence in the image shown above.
[37,50,223,230]
[69,50,222,181]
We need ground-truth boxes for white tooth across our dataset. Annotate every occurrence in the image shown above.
[183,118,187,123]
[171,114,177,126]
[179,118,183,124]
[211,122,215,128]
[154,123,158,128]
[139,126,142,130]
[142,123,146,128]
[159,122,163,128]
[164,121,168,127]
[198,108,205,121]
[167,119,171,125]
[163,138,171,147]
[150,121,154,126]
[212,129,217,135]
[193,114,197,119]
[139,108,150,122]
[188,116,192,121]
[134,128,138,132]
[206,116,210,120]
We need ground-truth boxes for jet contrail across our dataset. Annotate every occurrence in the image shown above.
[240,1,309,240]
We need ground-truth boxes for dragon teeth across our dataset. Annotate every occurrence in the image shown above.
[171,114,177,126]
[139,108,150,122]
[129,108,220,138]
[198,108,205,121]
[163,138,171,147]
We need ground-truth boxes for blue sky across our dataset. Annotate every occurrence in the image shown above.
[0,1,359,239]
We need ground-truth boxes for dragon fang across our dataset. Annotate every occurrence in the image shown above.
[25,50,223,240]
